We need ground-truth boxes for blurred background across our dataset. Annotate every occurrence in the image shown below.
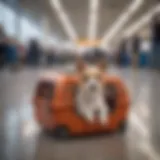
[1,0,160,68]
[1,0,160,160]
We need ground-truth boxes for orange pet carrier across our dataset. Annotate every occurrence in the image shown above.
[33,74,129,137]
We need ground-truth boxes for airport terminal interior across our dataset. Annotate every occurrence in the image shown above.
[1,0,160,160]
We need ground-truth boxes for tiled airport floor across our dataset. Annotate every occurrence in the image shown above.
[0,66,160,160]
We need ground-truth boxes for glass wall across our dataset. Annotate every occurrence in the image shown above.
[0,1,43,43]
[20,16,42,44]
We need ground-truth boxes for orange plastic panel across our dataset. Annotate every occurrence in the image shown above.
[33,75,130,135]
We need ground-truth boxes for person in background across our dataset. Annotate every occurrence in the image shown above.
[0,25,7,68]
[27,39,42,66]
[119,41,126,66]
[132,35,140,68]
[17,41,26,66]
[92,48,107,64]
[5,37,19,70]
[46,47,55,66]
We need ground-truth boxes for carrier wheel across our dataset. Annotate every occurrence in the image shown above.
[43,128,54,137]
[118,121,127,133]
[54,126,70,138]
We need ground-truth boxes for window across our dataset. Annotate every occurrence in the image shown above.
[0,2,16,36]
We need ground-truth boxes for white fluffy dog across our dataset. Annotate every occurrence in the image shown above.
[76,58,109,125]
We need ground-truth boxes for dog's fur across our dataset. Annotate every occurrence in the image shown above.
[76,59,109,125]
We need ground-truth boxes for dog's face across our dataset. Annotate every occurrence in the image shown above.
[76,58,107,94]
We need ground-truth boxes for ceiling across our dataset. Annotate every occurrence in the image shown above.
[19,0,159,46]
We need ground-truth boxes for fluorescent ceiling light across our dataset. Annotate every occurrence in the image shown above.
[50,0,78,41]
[88,0,100,40]
[123,4,160,37]
[101,0,143,47]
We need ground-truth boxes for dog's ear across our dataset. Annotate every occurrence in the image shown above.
[97,59,107,72]
[76,57,86,72]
